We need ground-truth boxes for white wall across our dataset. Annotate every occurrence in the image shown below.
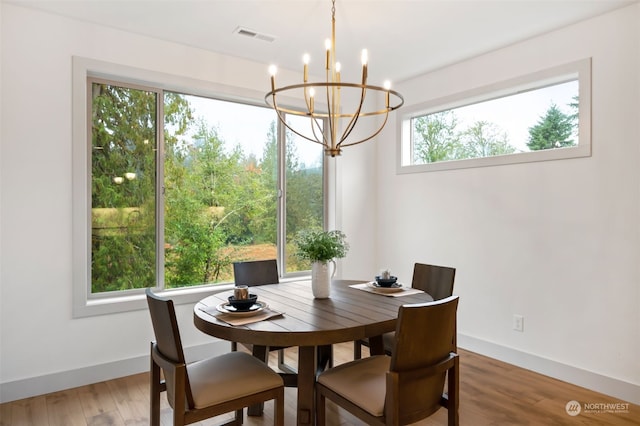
[359,3,639,404]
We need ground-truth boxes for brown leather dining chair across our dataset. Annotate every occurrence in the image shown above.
[231,259,296,375]
[412,262,457,301]
[316,296,460,426]
[354,262,456,359]
[146,288,285,426]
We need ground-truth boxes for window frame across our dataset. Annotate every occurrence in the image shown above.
[397,58,592,174]
[72,57,327,317]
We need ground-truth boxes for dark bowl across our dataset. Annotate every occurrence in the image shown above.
[228,294,258,310]
[375,276,398,287]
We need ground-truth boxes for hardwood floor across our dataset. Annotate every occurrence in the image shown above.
[1,343,638,425]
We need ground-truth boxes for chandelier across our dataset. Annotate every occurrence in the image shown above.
[265,0,404,157]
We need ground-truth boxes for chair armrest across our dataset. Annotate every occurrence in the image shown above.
[151,343,189,412]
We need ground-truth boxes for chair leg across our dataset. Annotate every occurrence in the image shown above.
[447,357,460,426]
[317,345,333,371]
[274,388,285,426]
[316,387,326,426]
[277,349,297,374]
[149,345,161,426]
[173,411,185,426]
[173,365,187,426]
[353,340,362,360]
[234,408,243,425]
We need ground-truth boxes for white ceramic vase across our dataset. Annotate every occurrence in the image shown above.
[311,260,335,299]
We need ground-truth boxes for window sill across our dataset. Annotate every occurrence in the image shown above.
[74,284,234,318]
[73,276,311,318]
[397,143,591,174]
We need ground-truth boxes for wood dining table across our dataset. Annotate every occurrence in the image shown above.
[193,279,434,425]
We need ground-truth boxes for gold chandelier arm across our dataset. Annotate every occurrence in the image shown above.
[340,107,391,147]
[303,80,330,147]
[309,113,327,146]
[336,84,368,148]
[268,93,327,147]
[324,69,336,153]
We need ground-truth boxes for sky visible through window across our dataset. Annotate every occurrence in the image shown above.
[184,94,322,167]
[451,80,578,152]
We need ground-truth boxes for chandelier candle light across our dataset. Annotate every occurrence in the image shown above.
[265,0,404,157]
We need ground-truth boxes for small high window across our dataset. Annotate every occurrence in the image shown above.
[398,59,591,173]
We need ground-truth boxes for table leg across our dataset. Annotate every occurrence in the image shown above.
[368,335,385,355]
[297,346,316,425]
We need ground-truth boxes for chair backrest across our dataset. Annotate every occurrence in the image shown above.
[389,296,459,424]
[233,259,279,286]
[412,263,456,300]
[146,288,194,407]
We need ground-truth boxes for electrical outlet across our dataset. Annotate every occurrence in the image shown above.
[513,314,524,332]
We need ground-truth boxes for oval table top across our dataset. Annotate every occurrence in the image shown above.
[193,279,434,348]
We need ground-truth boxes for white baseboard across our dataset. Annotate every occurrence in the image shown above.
[458,333,640,405]
[0,340,228,403]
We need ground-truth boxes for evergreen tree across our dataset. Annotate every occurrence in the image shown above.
[568,95,579,136]
[527,104,575,150]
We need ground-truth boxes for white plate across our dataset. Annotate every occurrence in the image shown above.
[369,282,405,293]
[216,301,268,317]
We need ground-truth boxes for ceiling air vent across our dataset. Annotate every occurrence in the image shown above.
[233,26,276,43]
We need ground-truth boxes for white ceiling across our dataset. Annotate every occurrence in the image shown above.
[5,0,636,83]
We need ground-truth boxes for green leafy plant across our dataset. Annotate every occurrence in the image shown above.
[294,229,349,263]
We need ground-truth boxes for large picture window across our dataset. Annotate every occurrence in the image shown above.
[398,59,591,173]
[73,58,325,315]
